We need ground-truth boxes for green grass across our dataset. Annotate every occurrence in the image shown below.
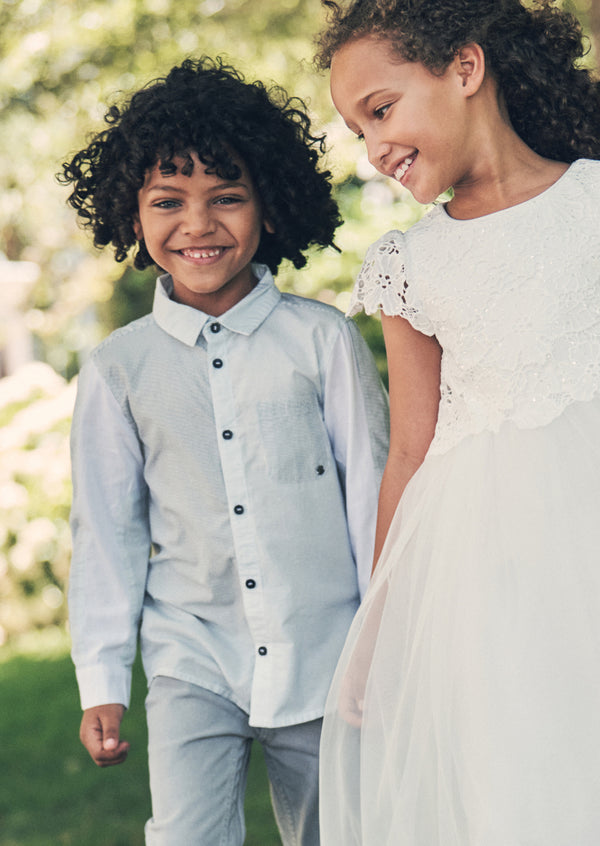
[0,646,282,845]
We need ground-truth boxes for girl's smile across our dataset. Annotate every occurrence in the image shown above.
[134,151,273,315]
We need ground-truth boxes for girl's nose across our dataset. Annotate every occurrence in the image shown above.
[366,133,393,173]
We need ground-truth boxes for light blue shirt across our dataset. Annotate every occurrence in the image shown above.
[69,265,389,727]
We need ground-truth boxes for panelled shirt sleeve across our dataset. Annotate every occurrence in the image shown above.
[323,319,390,598]
[68,358,151,710]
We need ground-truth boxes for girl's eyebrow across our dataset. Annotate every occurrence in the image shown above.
[360,88,391,108]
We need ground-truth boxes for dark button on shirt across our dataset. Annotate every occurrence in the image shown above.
[222,430,233,440]
[234,505,245,515]
[210,322,221,333]
[245,579,256,589]
[258,646,268,656]
[212,358,223,369]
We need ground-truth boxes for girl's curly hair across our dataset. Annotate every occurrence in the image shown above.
[59,57,342,273]
[315,0,600,163]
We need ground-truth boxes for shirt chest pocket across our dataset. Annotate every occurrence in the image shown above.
[257,398,333,484]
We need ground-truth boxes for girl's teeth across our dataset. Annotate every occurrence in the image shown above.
[395,157,414,180]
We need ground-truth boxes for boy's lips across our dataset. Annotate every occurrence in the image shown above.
[393,152,418,182]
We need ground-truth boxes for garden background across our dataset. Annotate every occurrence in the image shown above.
[0,0,598,842]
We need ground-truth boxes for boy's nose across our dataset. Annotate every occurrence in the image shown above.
[181,205,217,236]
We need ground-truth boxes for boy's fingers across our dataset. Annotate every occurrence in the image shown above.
[96,739,130,767]
[80,704,129,767]
[99,708,123,749]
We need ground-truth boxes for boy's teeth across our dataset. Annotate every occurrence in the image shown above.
[183,248,221,258]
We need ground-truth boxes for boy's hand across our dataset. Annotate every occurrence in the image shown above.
[80,704,129,767]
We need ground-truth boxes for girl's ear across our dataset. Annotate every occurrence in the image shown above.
[455,43,486,95]
[263,219,275,235]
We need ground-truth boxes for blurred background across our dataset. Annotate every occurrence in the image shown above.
[0,0,597,842]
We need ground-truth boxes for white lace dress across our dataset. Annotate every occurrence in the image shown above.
[319,159,600,845]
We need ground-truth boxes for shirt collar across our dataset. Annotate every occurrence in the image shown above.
[152,263,281,347]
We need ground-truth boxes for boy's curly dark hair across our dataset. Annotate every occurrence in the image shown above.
[59,57,342,273]
[315,0,600,163]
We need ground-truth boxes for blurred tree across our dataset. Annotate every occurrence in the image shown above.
[591,0,600,57]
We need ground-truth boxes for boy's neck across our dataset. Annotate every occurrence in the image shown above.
[169,266,261,317]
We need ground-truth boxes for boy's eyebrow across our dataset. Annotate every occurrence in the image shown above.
[144,179,252,194]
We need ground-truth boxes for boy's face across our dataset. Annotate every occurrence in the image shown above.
[134,151,272,316]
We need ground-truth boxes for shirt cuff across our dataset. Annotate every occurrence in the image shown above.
[75,663,133,711]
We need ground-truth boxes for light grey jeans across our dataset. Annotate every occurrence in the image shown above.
[144,676,322,846]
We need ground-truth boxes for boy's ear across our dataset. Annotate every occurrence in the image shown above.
[263,219,275,235]
[454,43,486,95]
[133,215,143,241]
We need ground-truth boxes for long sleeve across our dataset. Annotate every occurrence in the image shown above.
[68,358,151,710]
[323,319,390,598]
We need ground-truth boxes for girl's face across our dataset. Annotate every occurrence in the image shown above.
[330,35,475,205]
[134,151,272,315]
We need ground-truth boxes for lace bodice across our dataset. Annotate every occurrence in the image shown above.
[348,159,600,455]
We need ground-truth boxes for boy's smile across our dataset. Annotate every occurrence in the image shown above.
[134,151,272,315]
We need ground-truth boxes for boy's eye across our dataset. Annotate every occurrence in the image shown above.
[153,199,180,209]
[214,195,244,206]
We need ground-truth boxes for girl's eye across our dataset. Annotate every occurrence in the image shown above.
[153,199,180,209]
[373,104,391,120]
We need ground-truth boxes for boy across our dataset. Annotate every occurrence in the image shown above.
[62,58,389,845]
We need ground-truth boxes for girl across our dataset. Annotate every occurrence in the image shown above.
[314,1,600,843]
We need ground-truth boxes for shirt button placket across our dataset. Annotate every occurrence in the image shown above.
[205,321,262,653]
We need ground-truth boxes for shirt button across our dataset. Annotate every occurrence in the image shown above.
[258,646,268,656]
[212,358,223,369]
[210,322,221,333]
[234,504,245,515]
[245,579,256,589]
[316,465,325,475]
[222,429,233,440]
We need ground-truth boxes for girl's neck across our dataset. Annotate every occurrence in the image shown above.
[447,128,569,220]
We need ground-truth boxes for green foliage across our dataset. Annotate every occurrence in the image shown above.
[99,265,156,333]
[0,363,74,645]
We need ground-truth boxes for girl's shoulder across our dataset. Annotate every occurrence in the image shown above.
[567,157,600,191]
[346,229,435,335]
[346,229,407,319]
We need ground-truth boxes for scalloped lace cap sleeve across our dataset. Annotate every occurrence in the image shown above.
[346,230,435,336]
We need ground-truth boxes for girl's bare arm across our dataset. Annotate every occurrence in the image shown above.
[372,313,441,570]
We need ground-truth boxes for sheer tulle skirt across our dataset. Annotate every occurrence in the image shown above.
[320,397,600,845]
